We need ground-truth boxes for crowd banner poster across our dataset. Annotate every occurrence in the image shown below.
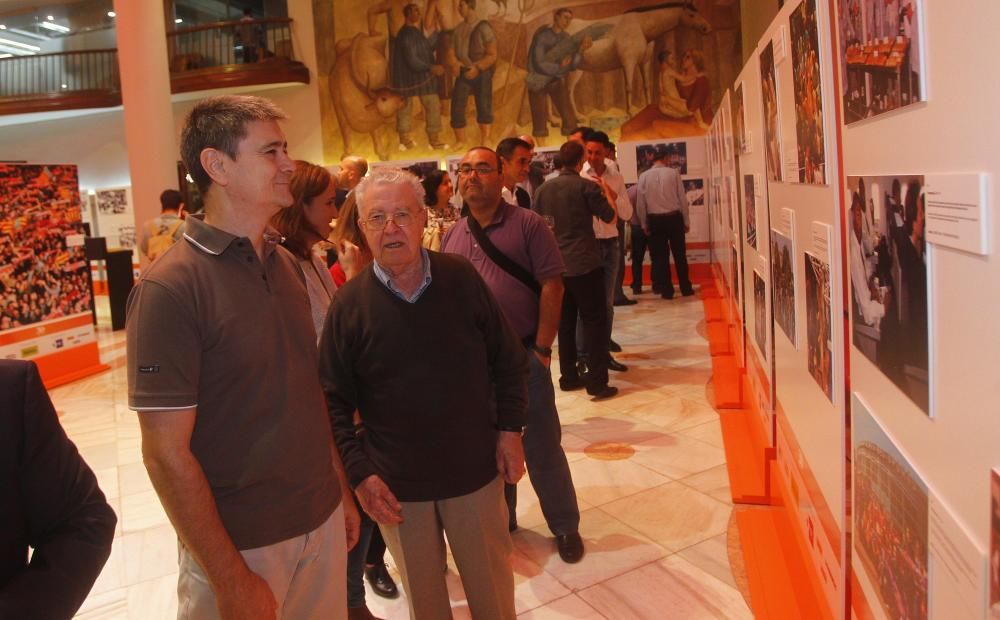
[0,164,108,386]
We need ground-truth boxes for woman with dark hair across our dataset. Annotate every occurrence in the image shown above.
[270,160,340,338]
[420,169,457,250]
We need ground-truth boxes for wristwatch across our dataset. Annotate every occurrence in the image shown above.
[531,343,553,357]
[496,424,525,433]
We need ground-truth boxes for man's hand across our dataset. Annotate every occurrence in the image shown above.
[496,431,525,484]
[356,475,403,525]
[216,570,277,620]
[342,493,361,551]
[337,241,363,281]
[580,36,593,52]
[464,65,480,80]
[533,350,551,368]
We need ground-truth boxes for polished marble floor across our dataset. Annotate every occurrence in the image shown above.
[57,291,752,619]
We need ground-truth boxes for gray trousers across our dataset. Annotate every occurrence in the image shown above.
[505,353,581,535]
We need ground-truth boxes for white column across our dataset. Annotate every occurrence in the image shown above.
[113,0,177,267]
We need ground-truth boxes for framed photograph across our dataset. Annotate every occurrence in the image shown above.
[804,252,833,401]
[991,469,1000,617]
[790,0,827,183]
[744,174,757,249]
[635,142,688,177]
[846,174,929,414]
[836,0,925,124]
[760,42,783,182]
[683,178,705,207]
[753,270,768,360]
[771,229,796,347]
[733,81,749,154]
[852,394,929,620]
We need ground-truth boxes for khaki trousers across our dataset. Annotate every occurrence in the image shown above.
[177,504,346,619]
[379,477,515,620]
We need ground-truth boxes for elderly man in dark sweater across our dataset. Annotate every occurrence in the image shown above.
[319,167,528,620]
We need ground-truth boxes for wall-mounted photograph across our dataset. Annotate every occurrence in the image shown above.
[753,270,768,360]
[732,81,748,154]
[790,0,826,184]
[853,395,929,620]
[847,174,929,414]
[636,141,688,176]
[804,252,833,401]
[744,174,757,248]
[836,0,925,124]
[760,41,782,182]
[771,229,796,347]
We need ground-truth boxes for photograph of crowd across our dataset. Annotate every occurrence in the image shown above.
[790,0,827,184]
[753,270,768,360]
[760,41,783,182]
[853,395,929,620]
[837,0,924,124]
[0,164,91,332]
[805,252,833,401]
[683,178,705,207]
[117,225,136,250]
[636,142,688,176]
[771,230,796,347]
[732,82,748,154]
[96,187,128,215]
[744,174,757,248]
[991,469,1000,618]
[847,174,928,414]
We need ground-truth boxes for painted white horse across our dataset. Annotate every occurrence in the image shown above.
[565,2,712,117]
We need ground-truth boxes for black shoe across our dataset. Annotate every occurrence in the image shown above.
[631,287,642,295]
[509,518,518,532]
[660,291,675,300]
[608,358,628,372]
[365,563,399,599]
[613,298,637,307]
[587,385,619,400]
[555,533,585,563]
[681,288,696,297]
[609,339,622,353]
[559,377,586,391]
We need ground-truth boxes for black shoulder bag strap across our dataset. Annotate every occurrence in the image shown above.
[466,215,541,297]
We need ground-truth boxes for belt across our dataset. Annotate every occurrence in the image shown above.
[649,211,681,218]
[598,237,617,244]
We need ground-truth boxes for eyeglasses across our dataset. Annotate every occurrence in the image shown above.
[457,164,497,176]
[362,210,414,231]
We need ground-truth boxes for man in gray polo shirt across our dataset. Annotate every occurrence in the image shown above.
[442,146,584,563]
[126,95,357,619]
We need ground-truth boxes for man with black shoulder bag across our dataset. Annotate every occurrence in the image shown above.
[442,146,584,564]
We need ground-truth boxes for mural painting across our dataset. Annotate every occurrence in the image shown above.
[313,0,742,163]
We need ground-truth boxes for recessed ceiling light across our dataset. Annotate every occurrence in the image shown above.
[107,11,116,18]
[0,25,6,30]
[175,18,183,24]
[46,15,54,21]
[61,84,68,89]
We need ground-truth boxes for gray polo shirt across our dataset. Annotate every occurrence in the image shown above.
[126,214,339,550]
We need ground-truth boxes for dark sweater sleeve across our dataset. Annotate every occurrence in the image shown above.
[0,362,117,620]
[318,288,378,489]
[472,265,529,429]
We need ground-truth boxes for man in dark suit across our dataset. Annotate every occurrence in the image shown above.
[0,360,116,618]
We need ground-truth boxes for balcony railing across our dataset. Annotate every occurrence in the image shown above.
[0,49,122,113]
[0,18,307,116]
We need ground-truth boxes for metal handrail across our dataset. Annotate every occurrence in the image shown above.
[0,49,120,97]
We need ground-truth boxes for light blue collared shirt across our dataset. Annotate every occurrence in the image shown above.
[372,248,433,303]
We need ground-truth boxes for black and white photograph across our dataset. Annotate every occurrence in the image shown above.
[853,395,929,620]
[753,270,768,359]
[684,178,705,206]
[805,252,833,401]
[771,229,796,347]
[837,0,925,124]
[744,174,757,248]
[97,188,129,215]
[847,174,928,414]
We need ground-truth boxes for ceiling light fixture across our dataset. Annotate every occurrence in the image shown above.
[175,18,183,24]
[39,22,70,33]
[46,15,54,21]
[107,11,116,18]
[0,53,11,59]
[0,38,40,51]
[0,25,6,30]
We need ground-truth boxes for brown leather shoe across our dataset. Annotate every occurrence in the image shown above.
[364,562,399,599]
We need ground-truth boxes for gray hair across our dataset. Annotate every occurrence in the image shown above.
[354,167,426,216]
[181,95,287,193]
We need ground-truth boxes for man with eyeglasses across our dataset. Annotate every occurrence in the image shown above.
[443,147,585,564]
[319,167,528,620]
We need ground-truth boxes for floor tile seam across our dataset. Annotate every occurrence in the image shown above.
[521,592,608,618]
[580,477,675,508]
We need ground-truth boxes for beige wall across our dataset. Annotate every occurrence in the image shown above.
[740,0,780,64]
